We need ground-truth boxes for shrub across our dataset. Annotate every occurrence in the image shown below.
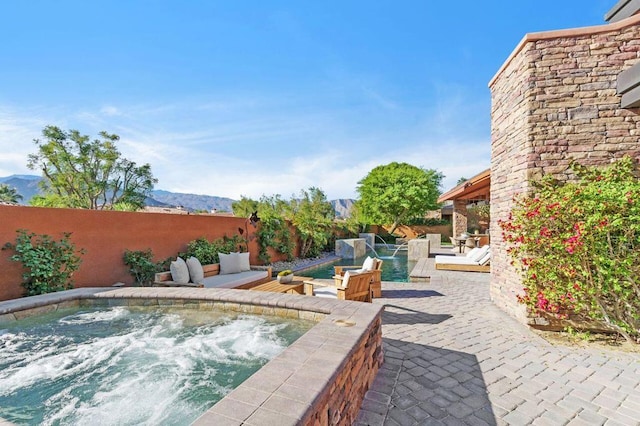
[181,235,244,264]
[499,156,640,343]
[3,229,84,296]
[123,249,163,286]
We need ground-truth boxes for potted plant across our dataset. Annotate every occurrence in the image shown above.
[277,269,294,283]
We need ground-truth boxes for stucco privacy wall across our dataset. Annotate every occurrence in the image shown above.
[0,205,293,301]
[489,15,640,322]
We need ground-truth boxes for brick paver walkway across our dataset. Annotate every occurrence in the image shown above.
[356,271,640,426]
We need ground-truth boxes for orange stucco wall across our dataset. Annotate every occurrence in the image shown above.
[0,205,292,301]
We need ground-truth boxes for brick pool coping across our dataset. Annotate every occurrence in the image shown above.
[0,287,384,425]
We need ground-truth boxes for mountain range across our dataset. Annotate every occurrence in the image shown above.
[0,175,354,217]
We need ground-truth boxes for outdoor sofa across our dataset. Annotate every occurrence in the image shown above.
[154,253,272,289]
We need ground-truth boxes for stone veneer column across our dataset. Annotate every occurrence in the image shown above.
[489,15,640,323]
[452,199,468,237]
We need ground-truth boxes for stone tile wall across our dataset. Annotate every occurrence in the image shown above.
[489,15,640,322]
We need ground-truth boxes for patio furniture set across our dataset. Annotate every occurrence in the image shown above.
[153,253,384,302]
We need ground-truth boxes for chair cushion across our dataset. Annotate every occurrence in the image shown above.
[170,257,190,284]
[219,252,241,274]
[313,285,338,298]
[362,256,375,271]
[186,257,204,283]
[342,271,352,287]
[465,247,481,259]
[435,256,481,265]
[470,245,490,263]
[478,251,491,266]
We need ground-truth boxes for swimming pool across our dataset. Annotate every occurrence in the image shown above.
[304,247,415,282]
[0,306,312,425]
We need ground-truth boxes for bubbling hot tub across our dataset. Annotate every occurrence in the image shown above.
[0,287,383,425]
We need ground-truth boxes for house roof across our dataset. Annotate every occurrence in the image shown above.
[438,168,490,203]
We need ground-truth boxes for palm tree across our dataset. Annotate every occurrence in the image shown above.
[0,184,23,203]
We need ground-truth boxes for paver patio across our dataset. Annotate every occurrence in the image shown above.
[356,270,640,426]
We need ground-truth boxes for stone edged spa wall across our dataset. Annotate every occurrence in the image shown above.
[489,15,640,323]
[304,315,383,425]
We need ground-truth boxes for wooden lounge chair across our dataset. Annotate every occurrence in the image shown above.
[304,271,375,302]
[334,257,383,297]
[434,246,491,273]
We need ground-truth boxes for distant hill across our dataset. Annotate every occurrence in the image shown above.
[0,174,354,217]
[332,199,355,218]
[0,175,42,202]
[149,190,234,213]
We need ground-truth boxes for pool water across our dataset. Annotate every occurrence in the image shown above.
[0,306,313,425]
[305,247,414,282]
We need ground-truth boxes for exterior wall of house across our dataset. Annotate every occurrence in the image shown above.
[452,200,468,237]
[489,15,640,322]
[0,205,293,301]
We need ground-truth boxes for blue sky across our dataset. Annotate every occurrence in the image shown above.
[0,0,612,200]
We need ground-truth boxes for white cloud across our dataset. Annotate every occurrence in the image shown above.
[0,85,491,200]
[0,106,49,175]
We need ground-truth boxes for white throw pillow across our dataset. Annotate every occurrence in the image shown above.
[362,256,375,271]
[237,252,251,272]
[186,256,204,283]
[219,252,241,275]
[170,257,190,284]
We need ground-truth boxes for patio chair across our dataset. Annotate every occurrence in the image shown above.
[465,237,479,250]
[334,256,383,297]
[304,271,375,302]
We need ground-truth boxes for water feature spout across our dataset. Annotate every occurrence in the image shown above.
[391,241,409,257]
[373,234,391,250]
[364,242,381,258]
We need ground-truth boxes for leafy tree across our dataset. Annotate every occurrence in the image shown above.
[500,156,640,343]
[456,177,469,185]
[27,125,157,210]
[0,184,23,203]
[232,196,259,218]
[342,200,368,234]
[255,195,294,263]
[357,162,443,234]
[288,187,335,258]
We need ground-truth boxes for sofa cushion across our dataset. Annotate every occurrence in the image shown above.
[219,252,241,275]
[201,270,268,289]
[238,252,251,272]
[170,257,190,284]
[186,257,204,283]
